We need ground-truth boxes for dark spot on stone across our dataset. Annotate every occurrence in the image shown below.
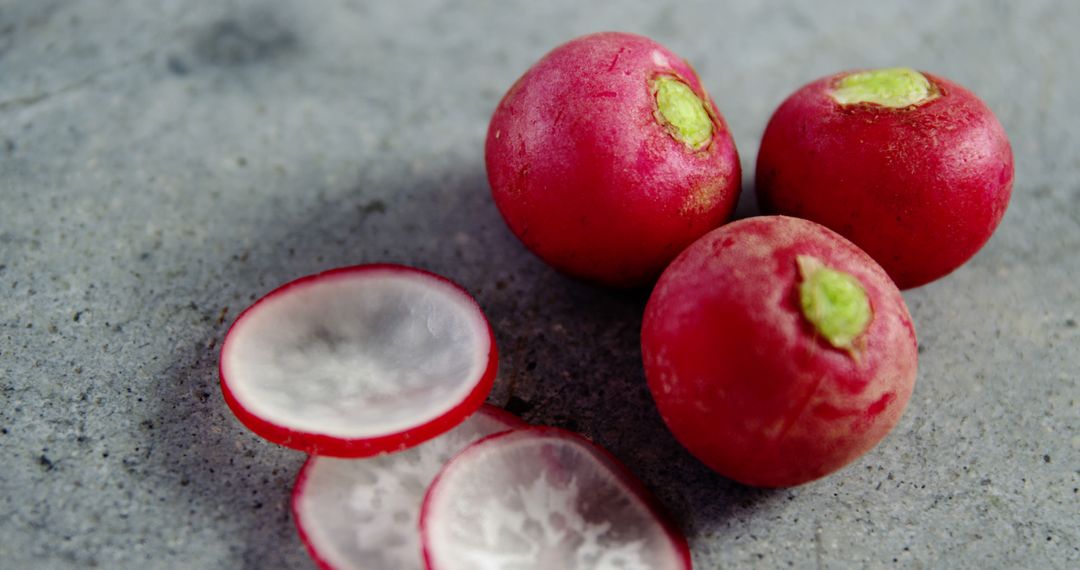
[38,454,55,471]
[236,157,247,167]
[196,12,298,67]
[1043,454,1051,463]
[525,361,537,371]
[4,139,14,154]
[505,395,533,416]
[253,502,263,510]
[73,311,82,322]
[917,344,926,354]
[980,478,991,486]
[139,251,151,261]
[1,428,7,434]
[360,200,387,215]
[1066,318,1077,328]
[166,55,189,75]
[180,479,190,486]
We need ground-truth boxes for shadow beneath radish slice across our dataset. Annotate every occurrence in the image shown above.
[138,165,513,569]
[145,332,311,570]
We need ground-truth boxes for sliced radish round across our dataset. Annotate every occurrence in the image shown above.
[292,405,526,570]
[219,264,498,457]
[421,427,692,570]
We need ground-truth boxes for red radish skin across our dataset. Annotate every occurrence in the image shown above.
[641,216,918,487]
[486,32,741,287]
[420,427,691,570]
[755,68,1014,289]
[219,264,498,458]
[292,405,527,570]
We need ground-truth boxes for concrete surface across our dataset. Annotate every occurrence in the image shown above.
[1,0,1077,568]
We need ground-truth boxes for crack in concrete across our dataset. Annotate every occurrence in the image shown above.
[0,51,154,113]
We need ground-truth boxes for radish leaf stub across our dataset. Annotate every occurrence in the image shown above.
[652,76,713,149]
[797,255,872,351]
[830,67,936,108]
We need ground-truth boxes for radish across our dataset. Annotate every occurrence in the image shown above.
[219,264,498,457]
[420,427,691,570]
[755,67,1014,289]
[291,405,526,570]
[641,216,918,487]
[486,32,741,287]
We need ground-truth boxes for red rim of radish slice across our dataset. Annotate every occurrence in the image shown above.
[291,404,528,570]
[420,427,692,570]
[219,264,498,457]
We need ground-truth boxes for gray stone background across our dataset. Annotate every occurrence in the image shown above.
[1,0,1077,568]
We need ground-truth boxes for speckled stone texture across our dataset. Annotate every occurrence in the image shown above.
[0,1,1076,568]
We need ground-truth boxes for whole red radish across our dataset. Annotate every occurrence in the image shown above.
[486,32,741,287]
[641,216,917,487]
[755,68,1014,289]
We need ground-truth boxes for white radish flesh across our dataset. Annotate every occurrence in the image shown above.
[293,405,525,570]
[219,264,497,456]
[421,428,691,570]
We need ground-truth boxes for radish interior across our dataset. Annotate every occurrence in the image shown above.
[424,430,687,570]
[294,408,519,570]
[222,268,491,438]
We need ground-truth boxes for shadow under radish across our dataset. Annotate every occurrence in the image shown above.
[731,173,762,222]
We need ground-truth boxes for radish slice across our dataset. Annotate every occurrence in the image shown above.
[420,428,692,570]
[219,264,498,457]
[292,405,526,570]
